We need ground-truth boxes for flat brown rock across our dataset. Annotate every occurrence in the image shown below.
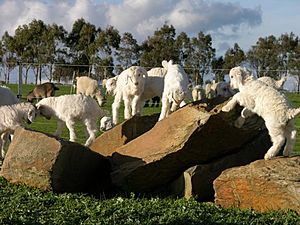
[90,114,159,156]
[0,127,112,194]
[214,156,300,214]
[108,98,265,193]
[169,129,271,201]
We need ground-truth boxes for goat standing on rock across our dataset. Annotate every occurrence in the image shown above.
[158,60,190,121]
[111,66,148,125]
[222,66,300,160]
[0,102,37,160]
[36,94,109,146]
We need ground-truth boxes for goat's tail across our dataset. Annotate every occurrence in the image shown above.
[288,108,300,120]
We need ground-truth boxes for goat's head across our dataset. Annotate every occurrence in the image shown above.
[95,90,106,106]
[25,103,37,124]
[105,77,117,95]
[229,66,252,89]
[126,66,147,86]
[100,116,114,132]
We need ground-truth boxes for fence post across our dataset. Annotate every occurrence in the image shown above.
[17,62,22,99]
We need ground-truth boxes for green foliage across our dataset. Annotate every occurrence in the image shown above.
[0,177,299,225]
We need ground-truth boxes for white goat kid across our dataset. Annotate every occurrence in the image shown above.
[0,86,20,158]
[222,66,300,160]
[100,116,114,131]
[192,85,204,101]
[36,94,108,146]
[76,76,106,106]
[158,60,189,121]
[258,76,287,90]
[0,102,37,160]
[112,66,148,125]
[105,76,118,96]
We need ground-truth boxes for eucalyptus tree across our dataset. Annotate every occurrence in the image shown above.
[278,32,298,74]
[94,25,120,80]
[175,32,190,67]
[40,23,67,82]
[288,37,300,92]
[1,31,18,83]
[116,32,140,69]
[140,24,179,69]
[185,32,215,85]
[223,43,245,72]
[211,56,225,82]
[247,35,280,78]
[12,24,33,84]
[65,18,99,75]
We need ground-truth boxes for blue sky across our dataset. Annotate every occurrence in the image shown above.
[0,0,299,56]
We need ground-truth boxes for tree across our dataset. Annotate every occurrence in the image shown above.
[212,56,225,82]
[175,32,190,67]
[65,18,99,75]
[278,32,298,74]
[223,43,245,72]
[116,32,140,68]
[40,23,67,82]
[1,31,17,83]
[289,39,300,93]
[185,32,215,85]
[140,24,178,68]
[94,26,120,80]
[247,35,280,78]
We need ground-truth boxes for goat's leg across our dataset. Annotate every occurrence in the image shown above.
[159,95,170,121]
[112,93,122,124]
[65,119,76,142]
[132,95,141,116]
[124,98,132,120]
[0,133,4,160]
[234,108,255,128]
[222,93,241,112]
[264,124,286,160]
[283,120,297,157]
[54,120,65,137]
[84,119,97,146]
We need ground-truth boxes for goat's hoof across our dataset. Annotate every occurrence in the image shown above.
[264,153,274,160]
[221,106,230,112]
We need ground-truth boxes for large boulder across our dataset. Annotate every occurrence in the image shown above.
[169,130,271,201]
[214,156,300,214]
[90,114,159,156]
[107,98,266,193]
[0,127,112,194]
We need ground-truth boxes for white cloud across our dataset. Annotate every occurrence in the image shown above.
[0,0,262,54]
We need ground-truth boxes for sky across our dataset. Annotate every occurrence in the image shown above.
[0,0,300,57]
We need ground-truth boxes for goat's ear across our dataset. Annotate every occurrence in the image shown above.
[139,67,148,78]
[162,60,168,69]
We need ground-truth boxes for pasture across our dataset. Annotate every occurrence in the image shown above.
[0,83,299,224]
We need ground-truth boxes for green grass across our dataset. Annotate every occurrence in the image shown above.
[0,177,299,225]
[0,84,300,224]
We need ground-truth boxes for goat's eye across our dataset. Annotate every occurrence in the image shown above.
[230,76,233,78]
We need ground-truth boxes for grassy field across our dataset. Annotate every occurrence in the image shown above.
[0,83,299,224]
